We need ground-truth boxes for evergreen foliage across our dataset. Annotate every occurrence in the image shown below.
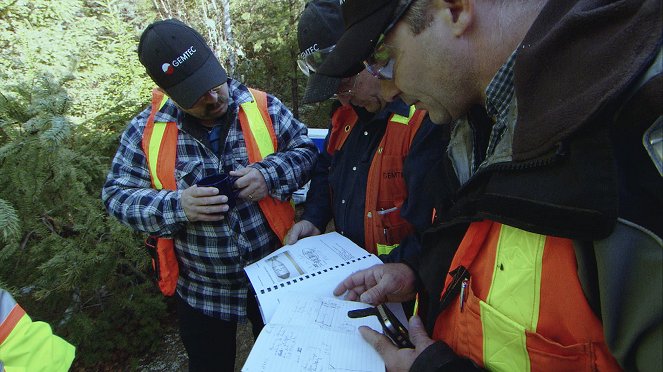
[0,73,166,367]
[0,198,20,242]
[231,0,332,127]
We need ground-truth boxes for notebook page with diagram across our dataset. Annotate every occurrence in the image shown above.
[244,232,382,323]
[241,294,384,372]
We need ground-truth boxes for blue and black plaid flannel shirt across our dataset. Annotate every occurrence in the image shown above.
[102,79,317,321]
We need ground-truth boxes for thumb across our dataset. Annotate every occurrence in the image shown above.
[359,326,397,356]
[408,315,434,350]
[285,224,301,245]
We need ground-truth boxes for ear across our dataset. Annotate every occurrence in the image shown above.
[437,0,474,37]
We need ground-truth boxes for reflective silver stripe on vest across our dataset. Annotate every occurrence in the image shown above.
[0,289,18,324]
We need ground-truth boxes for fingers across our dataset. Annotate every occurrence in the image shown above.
[231,167,268,201]
[182,185,230,222]
[361,324,422,372]
[285,223,304,245]
[333,271,365,297]
[408,315,435,351]
[185,185,229,204]
[229,168,251,177]
[359,282,388,305]
[334,264,413,304]
[189,185,223,197]
[286,220,321,245]
[333,267,378,300]
[188,201,228,217]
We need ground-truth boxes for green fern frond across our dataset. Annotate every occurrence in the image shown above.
[23,115,50,134]
[0,142,19,161]
[40,116,71,145]
[0,199,20,242]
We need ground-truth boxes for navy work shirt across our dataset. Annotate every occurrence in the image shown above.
[302,99,450,259]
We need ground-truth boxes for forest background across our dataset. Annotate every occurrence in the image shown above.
[0,0,332,369]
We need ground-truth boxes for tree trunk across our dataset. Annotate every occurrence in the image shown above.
[288,0,300,119]
[220,0,236,75]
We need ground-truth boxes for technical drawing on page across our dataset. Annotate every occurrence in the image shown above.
[301,343,330,372]
[244,233,374,291]
[302,248,324,268]
[274,295,382,334]
[242,295,385,372]
[265,325,297,360]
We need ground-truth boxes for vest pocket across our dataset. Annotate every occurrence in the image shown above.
[448,281,594,372]
[524,331,594,372]
[480,298,593,372]
[375,207,413,246]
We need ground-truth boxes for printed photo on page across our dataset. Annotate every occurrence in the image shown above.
[244,232,369,289]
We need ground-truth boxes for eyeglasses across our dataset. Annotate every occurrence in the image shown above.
[193,84,225,105]
[297,44,336,76]
[362,0,414,80]
[364,38,397,80]
[333,89,355,99]
[332,75,358,99]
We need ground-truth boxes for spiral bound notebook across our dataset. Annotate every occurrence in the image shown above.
[244,232,383,323]
[241,295,385,372]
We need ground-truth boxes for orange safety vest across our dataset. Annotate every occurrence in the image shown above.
[433,220,622,371]
[142,89,179,296]
[141,87,294,296]
[327,105,425,255]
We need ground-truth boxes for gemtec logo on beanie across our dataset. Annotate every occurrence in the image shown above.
[161,46,198,75]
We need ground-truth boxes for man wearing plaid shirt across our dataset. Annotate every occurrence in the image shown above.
[102,19,316,371]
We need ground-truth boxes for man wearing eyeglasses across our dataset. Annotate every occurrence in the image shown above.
[316,0,662,371]
[287,0,450,273]
[101,19,317,371]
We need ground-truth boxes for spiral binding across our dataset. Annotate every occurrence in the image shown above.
[259,255,371,294]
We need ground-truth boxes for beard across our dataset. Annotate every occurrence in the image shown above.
[202,96,230,119]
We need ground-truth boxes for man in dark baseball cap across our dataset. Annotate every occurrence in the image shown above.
[326,0,663,371]
[288,1,450,316]
[297,0,345,103]
[317,0,412,78]
[138,19,227,109]
[104,18,318,372]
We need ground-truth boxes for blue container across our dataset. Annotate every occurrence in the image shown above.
[308,128,328,153]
